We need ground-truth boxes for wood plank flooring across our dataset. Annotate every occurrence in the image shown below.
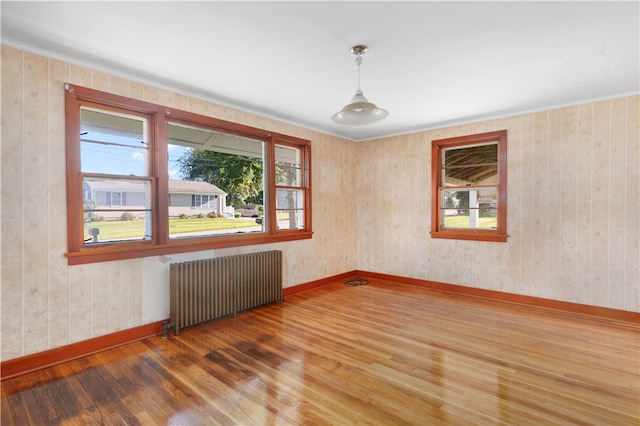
[2,279,639,425]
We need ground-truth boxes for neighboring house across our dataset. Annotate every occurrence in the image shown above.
[84,179,227,220]
[168,180,227,218]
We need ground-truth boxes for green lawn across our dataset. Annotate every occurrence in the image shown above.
[168,218,259,234]
[84,218,260,242]
[443,215,497,229]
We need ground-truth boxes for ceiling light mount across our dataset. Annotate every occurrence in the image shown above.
[332,44,388,125]
[350,45,368,56]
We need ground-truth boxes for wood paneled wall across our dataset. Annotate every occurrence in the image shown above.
[356,97,639,312]
[1,45,637,363]
[0,46,358,361]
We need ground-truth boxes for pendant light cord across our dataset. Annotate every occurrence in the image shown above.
[355,54,362,91]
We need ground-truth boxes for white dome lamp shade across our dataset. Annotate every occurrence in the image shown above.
[332,45,388,125]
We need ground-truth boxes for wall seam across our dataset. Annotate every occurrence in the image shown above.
[589,104,594,305]
[622,97,628,309]
[47,56,51,349]
[574,106,579,303]
[607,100,612,306]
[20,50,26,357]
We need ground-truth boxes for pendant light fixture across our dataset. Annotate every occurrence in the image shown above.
[332,45,388,125]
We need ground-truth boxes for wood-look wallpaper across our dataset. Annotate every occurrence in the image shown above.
[0,46,358,361]
[356,97,639,313]
[1,45,638,362]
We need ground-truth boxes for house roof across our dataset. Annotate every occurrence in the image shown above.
[85,179,226,195]
[169,180,226,196]
[85,180,146,193]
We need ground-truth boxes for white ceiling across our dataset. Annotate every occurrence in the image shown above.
[2,1,638,141]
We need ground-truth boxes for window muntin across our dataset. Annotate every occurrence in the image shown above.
[80,108,148,176]
[83,177,152,244]
[440,142,498,231]
[431,130,507,242]
[443,143,498,186]
[65,84,312,264]
[79,106,153,247]
[276,189,305,230]
[440,188,497,229]
[275,144,305,230]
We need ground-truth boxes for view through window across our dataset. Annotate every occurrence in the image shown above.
[168,122,265,239]
[81,107,153,244]
[431,130,507,242]
[65,83,312,264]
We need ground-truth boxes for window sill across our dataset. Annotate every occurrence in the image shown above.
[66,231,313,265]
[430,230,508,243]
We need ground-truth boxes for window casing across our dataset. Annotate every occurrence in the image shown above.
[430,130,507,242]
[166,120,266,239]
[275,143,306,230]
[65,84,312,264]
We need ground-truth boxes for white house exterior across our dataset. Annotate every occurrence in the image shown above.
[167,180,227,218]
[84,179,227,220]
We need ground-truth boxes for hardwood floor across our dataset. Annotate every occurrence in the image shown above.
[2,279,639,425]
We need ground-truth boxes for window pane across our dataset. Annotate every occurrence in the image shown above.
[443,143,497,185]
[110,192,122,206]
[276,210,305,230]
[83,177,152,244]
[276,189,304,230]
[441,188,497,229]
[275,144,302,186]
[276,164,300,186]
[167,122,265,238]
[444,165,497,185]
[80,108,148,175]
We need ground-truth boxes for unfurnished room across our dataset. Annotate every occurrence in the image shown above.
[1,1,639,425]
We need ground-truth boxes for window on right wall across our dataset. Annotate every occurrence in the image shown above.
[431,130,508,242]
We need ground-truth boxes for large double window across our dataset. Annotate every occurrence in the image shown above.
[65,84,311,264]
[430,130,507,242]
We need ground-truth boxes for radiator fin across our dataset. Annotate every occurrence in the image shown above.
[170,250,282,335]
